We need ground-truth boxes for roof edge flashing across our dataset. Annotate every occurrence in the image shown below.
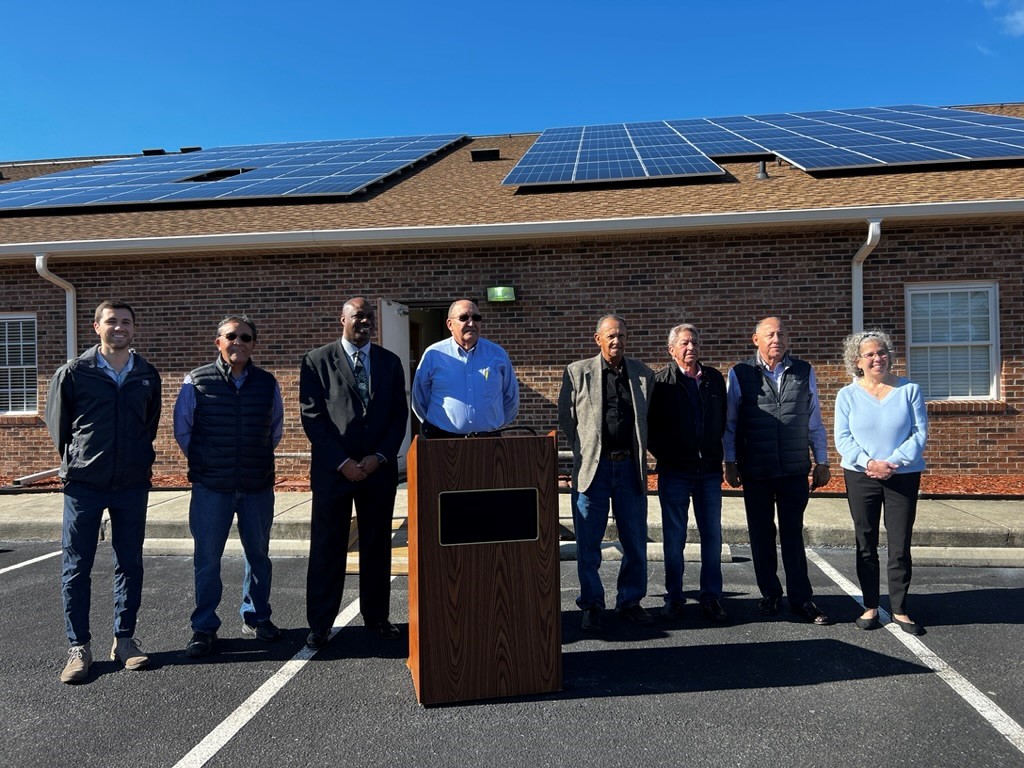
[1,198,1023,259]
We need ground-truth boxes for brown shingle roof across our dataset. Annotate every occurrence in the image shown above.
[3,104,1024,248]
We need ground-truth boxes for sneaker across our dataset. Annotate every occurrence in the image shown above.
[60,643,92,684]
[185,630,217,658]
[616,603,655,625]
[242,619,282,642]
[661,600,686,622]
[111,637,149,670]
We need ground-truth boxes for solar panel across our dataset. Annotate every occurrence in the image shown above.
[501,123,725,186]
[502,105,1024,184]
[0,134,467,210]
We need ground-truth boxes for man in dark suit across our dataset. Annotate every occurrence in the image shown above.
[299,297,409,649]
[558,314,655,632]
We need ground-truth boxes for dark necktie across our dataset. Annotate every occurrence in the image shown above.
[353,350,369,408]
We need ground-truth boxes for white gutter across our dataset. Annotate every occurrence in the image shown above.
[851,220,882,333]
[34,253,77,361]
[1,198,1023,260]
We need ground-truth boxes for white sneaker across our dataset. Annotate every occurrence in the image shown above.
[110,637,149,670]
[60,643,92,684]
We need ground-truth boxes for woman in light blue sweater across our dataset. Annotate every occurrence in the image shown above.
[835,330,928,635]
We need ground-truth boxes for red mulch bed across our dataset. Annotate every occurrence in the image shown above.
[5,473,1024,497]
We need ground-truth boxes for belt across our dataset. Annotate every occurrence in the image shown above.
[605,449,631,461]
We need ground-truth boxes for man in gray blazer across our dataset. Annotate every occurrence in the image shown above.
[558,315,655,632]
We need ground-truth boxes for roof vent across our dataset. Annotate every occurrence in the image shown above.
[471,147,501,162]
[179,146,203,154]
[756,160,769,180]
[142,148,167,156]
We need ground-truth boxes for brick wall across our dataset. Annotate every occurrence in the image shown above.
[2,219,1021,478]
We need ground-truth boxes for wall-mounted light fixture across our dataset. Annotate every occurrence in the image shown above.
[486,286,516,303]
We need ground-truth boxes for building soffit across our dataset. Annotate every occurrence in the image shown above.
[1,197,1024,263]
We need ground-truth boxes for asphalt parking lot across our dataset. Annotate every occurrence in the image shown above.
[2,540,1023,768]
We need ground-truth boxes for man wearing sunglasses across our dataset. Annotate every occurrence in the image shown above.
[412,299,519,438]
[173,314,285,658]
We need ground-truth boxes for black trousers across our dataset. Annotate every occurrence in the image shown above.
[742,474,812,604]
[844,469,921,616]
[306,477,397,632]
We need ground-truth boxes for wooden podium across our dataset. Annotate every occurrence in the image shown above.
[406,432,562,706]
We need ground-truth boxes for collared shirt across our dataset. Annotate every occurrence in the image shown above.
[723,353,828,463]
[96,350,135,388]
[340,337,372,380]
[411,336,519,434]
[173,367,284,454]
[601,357,634,452]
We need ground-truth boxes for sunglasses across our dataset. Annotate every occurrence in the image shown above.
[455,314,482,323]
[223,332,254,343]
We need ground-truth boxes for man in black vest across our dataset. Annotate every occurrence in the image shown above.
[174,314,284,658]
[724,317,832,625]
[300,297,409,650]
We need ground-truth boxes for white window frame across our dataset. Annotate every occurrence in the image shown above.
[0,313,38,415]
[904,281,1000,401]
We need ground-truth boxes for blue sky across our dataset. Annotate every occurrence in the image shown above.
[2,0,1022,160]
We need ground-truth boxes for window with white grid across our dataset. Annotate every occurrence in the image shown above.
[0,315,38,414]
[905,283,999,400]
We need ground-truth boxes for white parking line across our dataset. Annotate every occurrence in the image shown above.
[0,550,60,575]
[173,587,375,768]
[808,548,1024,755]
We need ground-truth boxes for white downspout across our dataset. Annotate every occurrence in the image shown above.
[34,252,78,361]
[851,219,882,333]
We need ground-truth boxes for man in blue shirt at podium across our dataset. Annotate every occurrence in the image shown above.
[412,299,519,438]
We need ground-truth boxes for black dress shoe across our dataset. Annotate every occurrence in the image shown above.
[793,600,831,625]
[581,607,604,633]
[855,614,881,630]
[306,629,330,650]
[185,630,216,658]
[617,603,655,625]
[661,600,686,622]
[700,599,730,623]
[892,616,925,636]
[365,620,401,639]
[758,596,781,615]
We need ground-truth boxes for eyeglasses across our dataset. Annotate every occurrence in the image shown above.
[223,332,254,343]
[859,351,888,359]
[454,313,482,323]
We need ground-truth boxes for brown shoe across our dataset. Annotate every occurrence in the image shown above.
[60,643,92,684]
[111,637,149,670]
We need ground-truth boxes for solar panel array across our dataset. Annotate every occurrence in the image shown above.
[502,105,1024,186]
[0,134,467,210]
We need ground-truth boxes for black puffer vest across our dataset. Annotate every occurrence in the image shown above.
[732,356,813,480]
[187,357,276,492]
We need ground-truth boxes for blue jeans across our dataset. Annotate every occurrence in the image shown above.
[657,469,724,603]
[572,458,648,610]
[189,483,275,633]
[61,483,149,645]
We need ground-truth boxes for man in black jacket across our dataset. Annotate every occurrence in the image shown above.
[299,297,409,649]
[46,300,162,683]
[173,314,284,658]
[648,324,729,623]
